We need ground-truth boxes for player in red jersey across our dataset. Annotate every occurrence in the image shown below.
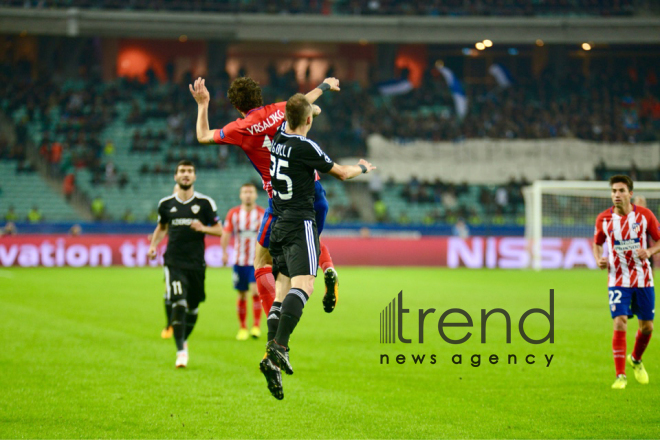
[592,175,660,389]
[221,183,266,341]
[190,76,340,317]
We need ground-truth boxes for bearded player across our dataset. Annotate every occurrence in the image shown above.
[148,161,223,368]
[190,76,340,317]
[593,175,660,389]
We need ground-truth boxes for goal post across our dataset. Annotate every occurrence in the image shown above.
[524,181,660,270]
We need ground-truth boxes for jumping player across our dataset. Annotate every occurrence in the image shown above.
[148,160,223,368]
[260,94,375,399]
[221,183,265,340]
[189,76,340,318]
[593,175,660,389]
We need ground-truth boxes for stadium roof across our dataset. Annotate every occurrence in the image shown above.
[1,8,659,44]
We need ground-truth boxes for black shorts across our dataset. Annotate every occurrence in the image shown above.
[164,265,206,310]
[269,218,320,279]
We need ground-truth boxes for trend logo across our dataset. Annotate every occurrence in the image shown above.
[380,290,554,345]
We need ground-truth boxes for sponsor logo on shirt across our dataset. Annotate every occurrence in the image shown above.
[632,222,641,235]
[172,218,195,226]
[191,205,200,214]
[170,206,177,212]
[613,238,641,252]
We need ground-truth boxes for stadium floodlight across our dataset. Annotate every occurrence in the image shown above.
[524,181,660,270]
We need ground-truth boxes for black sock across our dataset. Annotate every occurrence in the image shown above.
[267,301,282,341]
[274,289,308,348]
[185,308,198,340]
[171,303,187,351]
[164,297,173,327]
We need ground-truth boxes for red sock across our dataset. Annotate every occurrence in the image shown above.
[252,294,262,327]
[237,298,247,329]
[255,267,276,314]
[613,330,627,376]
[319,241,334,272]
[632,330,652,362]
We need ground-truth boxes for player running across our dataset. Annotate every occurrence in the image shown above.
[148,160,223,368]
[592,175,660,389]
[221,183,265,341]
[189,76,340,318]
[260,94,375,399]
[161,183,181,340]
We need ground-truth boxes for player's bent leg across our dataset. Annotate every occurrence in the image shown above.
[314,182,340,313]
[629,319,653,384]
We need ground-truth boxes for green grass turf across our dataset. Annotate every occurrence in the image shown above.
[1,267,658,439]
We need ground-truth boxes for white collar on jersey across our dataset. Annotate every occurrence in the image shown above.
[175,193,196,204]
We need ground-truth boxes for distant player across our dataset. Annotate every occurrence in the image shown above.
[260,94,375,399]
[190,76,340,318]
[148,160,223,368]
[592,175,660,389]
[221,183,265,341]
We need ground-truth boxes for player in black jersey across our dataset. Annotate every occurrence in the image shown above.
[259,94,375,399]
[148,160,223,368]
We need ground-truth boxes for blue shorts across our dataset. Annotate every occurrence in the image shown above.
[608,286,655,321]
[233,265,256,291]
[257,181,328,248]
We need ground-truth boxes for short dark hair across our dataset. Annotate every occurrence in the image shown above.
[241,182,257,190]
[176,160,195,173]
[609,175,633,191]
[285,93,312,130]
[227,77,264,114]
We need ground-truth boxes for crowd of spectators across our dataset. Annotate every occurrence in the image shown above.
[2,40,660,225]
[368,175,528,225]
[364,64,660,144]
[1,0,643,16]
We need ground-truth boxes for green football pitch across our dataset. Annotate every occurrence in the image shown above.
[1,267,658,439]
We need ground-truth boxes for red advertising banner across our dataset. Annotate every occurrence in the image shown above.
[0,235,601,269]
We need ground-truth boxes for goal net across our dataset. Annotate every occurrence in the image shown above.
[524,181,660,270]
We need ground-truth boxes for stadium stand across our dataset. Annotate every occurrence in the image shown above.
[1,37,659,226]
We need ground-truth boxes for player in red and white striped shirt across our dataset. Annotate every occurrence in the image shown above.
[593,175,660,389]
[221,183,266,341]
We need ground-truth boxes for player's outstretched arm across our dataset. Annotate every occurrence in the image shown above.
[305,77,340,104]
[326,159,376,181]
[189,77,217,144]
[148,223,168,259]
[190,220,223,237]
